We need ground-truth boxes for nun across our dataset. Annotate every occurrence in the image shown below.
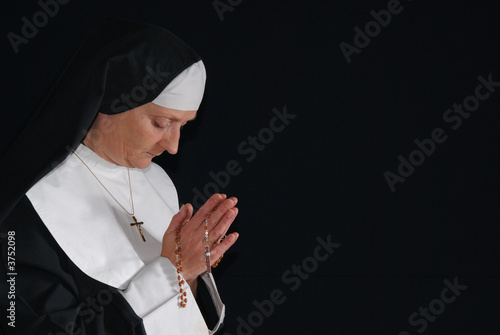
[0,19,239,334]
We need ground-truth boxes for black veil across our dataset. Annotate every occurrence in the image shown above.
[0,19,201,224]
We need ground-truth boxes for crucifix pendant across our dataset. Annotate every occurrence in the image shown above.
[130,215,146,242]
[204,245,212,274]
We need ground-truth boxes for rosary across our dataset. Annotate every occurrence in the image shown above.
[75,149,231,309]
[175,210,225,308]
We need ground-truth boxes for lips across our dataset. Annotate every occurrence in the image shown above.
[147,152,162,157]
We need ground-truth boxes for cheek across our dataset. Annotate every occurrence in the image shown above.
[131,124,162,150]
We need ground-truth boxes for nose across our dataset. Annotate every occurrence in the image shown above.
[158,127,180,155]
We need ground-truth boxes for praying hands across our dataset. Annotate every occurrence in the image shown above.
[161,193,239,297]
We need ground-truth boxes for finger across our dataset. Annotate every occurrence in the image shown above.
[210,232,239,265]
[165,203,193,233]
[204,197,238,228]
[209,207,238,243]
[180,204,194,226]
[192,193,227,228]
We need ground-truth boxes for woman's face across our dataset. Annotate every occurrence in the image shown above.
[84,102,197,169]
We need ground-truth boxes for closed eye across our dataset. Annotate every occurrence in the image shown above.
[153,120,170,129]
[154,121,164,129]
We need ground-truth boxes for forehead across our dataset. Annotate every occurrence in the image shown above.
[147,102,197,121]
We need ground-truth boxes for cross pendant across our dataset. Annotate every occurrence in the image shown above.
[130,215,146,242]
[204,245,212,274]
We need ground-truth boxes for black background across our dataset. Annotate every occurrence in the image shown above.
[2,1,500,334]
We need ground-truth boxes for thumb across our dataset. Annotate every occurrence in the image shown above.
[166,204,193,233]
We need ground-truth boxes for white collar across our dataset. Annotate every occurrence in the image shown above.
[26,144,178,289]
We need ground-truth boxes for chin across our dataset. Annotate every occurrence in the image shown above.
[131,158,153,169]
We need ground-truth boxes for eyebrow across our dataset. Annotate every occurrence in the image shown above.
[153,112,197,122]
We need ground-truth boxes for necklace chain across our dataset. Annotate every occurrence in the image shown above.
[73,150,135,216]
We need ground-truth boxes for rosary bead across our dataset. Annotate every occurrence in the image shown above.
[176,220,187,309]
